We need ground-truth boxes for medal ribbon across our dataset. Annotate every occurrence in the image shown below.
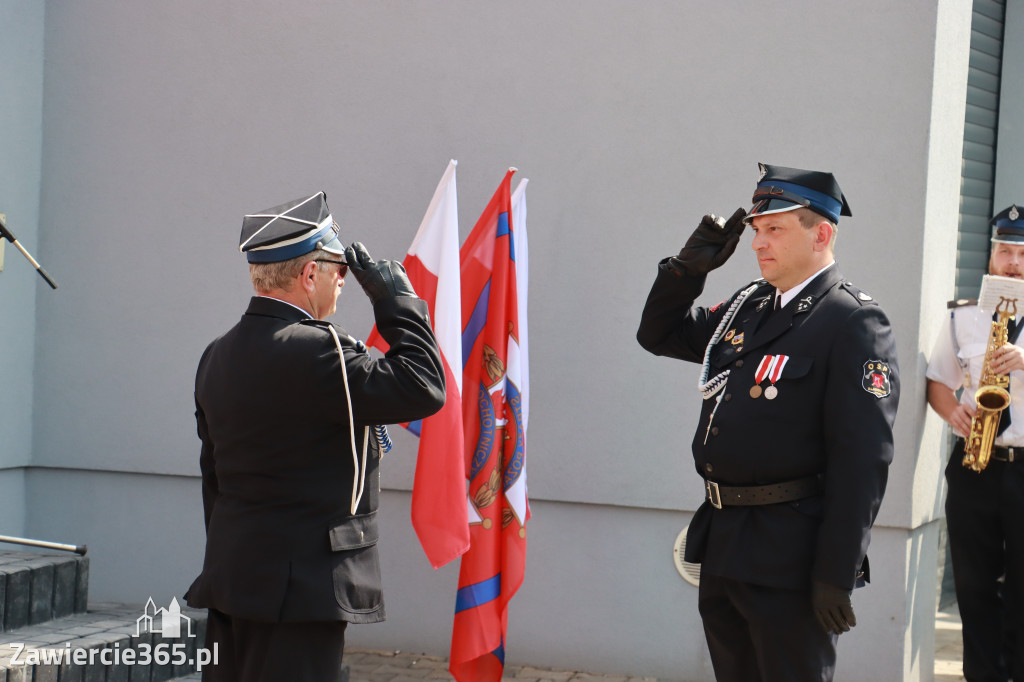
[768,355,789,384]
[754,355,777,384]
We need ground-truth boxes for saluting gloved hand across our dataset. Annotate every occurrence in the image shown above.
[670,207,747,276]
[812,581,857,635]
[345,242,418,305]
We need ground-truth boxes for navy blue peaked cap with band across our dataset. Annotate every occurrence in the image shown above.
[239,191,346,263]
[745,163,852,224]
[991,204,1024,244]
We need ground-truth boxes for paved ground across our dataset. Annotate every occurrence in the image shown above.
[175,603,967,682]
[0,603,965,681]
[935,604,965,682]
[171,650,662,682]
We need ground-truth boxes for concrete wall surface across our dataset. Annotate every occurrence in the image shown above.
[0,0,45,499]
[996,0,1024,207]
[0,469,27,539]
[0,0,981,679]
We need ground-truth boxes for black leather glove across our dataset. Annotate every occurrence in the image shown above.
[669,207,747,276]
[812,581,856,635]
[344,242,418,305]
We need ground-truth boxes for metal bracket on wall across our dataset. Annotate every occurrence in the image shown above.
[0,214,5,271]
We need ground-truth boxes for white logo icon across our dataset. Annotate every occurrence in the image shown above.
[135,597,195,638]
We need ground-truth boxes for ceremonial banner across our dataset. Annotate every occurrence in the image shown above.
[449,168,529,682]
[367,159,469,568]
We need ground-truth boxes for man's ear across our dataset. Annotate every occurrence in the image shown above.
[300,260,319,292]
[813,221,833,252]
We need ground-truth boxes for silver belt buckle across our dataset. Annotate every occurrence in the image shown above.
[1009,447,1016,463]
[705,480,723,509]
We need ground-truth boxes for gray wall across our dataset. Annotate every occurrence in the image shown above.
[8,0,976,679]
[0,0,45,537]
[996,1,1024,207]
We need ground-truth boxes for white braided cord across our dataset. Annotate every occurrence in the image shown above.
[328,326,369,515]
[697,282,761,400]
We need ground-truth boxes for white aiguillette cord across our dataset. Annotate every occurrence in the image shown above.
[697,282,760,400]
[327,326,370,515]
[698,282,760,445]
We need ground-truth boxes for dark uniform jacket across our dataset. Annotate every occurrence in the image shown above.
[185,295,445,624]
[637,262,899,591]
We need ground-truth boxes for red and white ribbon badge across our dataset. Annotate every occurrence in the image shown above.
[754,355,790,384]
[754,355,776,385]
[767,355,789,385]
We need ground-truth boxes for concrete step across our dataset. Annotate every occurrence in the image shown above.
[0,551,89,633]
[0,601,209,681]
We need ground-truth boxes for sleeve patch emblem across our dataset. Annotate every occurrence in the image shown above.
[862,360,892,398]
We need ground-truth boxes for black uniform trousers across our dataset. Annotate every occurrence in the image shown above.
[698,573,837,682]
[946,439,1024,682]
[202,609,348,682]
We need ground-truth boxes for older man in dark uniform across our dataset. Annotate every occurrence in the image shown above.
[637,164,900,681]
[185,192,446,681]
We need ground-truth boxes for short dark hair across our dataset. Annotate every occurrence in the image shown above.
[795,208,838,247]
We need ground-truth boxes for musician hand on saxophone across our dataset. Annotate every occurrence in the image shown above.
[948,402,976,439]
[939,342,1024,437]
[991,343,1024,375]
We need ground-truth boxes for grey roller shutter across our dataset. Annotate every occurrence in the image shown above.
[957,0,1006,299]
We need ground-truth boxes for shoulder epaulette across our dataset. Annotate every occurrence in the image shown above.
[946,298,978,309]
[740,278,771,296]
[299,319,366,353]
[710,279,769,313]
[298,318,352,339]
[839,280,877,306]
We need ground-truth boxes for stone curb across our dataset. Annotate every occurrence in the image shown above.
[0,551,89,633]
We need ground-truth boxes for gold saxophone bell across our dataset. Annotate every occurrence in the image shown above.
[963,297,1016,472]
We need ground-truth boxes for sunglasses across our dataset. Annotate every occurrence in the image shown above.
[315,259,348,278]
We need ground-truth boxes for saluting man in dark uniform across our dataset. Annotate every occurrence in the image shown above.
[185,192,446,682]
[637,164,900,682]
[926,204,1024,682]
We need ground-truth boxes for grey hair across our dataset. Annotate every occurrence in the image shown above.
[249,251,330,293]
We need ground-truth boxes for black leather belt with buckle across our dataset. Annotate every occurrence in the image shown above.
[704,475,822,509]
[955,438,1021,463]
[991,445,1020,462]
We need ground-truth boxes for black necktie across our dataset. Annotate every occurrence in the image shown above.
[997,317,1021,435]
[754,295,778,332]
[998,395,1012,435]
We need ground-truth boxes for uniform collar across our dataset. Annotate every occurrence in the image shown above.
[776,261,836,309]
[740,266,844,354]
[246,295,314,322]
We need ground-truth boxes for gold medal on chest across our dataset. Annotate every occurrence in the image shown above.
[749,385,763,399]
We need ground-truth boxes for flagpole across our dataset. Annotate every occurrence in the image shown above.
[0,534,87,555]
[0,215,58,289]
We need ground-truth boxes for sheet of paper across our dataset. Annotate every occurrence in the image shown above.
[978,274,1024,313]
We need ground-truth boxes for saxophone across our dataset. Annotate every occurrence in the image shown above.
[963,297,1017,472]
